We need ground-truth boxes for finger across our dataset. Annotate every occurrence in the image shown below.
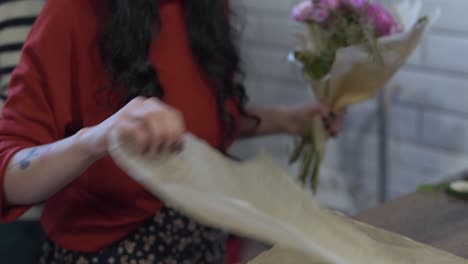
[170,113,186,143]
[170,141,184,153]
[135,101,185,154]
[128,107,158,121]
[117,120,151,154]
[322,118,338,137]
[330,120,343,137]
[127,106,165,155]
[324,121,331,132]
[315,103,330,117]
[147,128,166,156]
[145,114,180,155]
[322,116,331,130]
[163,121,186,154]
[134,107,168,153]
[160,110,186,147]
[128,98,165,120]
[155,143,166,155]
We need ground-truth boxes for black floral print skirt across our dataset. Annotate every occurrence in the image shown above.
[39,207,227,264]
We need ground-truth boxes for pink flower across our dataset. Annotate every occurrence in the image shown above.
[367,3,398,36]
[292,1,314,22]
[312,8,329,22]
[318,0,340,11]
[292,0,332,23]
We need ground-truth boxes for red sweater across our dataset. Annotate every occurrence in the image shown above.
[0,0,239,252]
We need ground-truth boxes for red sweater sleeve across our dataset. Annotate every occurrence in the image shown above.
[0,0,74,222]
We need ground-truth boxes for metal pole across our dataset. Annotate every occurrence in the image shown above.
[378,92,388,204]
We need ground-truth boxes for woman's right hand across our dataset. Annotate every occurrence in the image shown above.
[77,97,186,159]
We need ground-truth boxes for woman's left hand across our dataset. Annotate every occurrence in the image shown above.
[284,102,345,138]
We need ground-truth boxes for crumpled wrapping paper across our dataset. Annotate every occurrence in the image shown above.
[109,134,467,264]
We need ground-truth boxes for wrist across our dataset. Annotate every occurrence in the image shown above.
[73,127,106,162]
[280,104,324,135]
[276,106,298,134]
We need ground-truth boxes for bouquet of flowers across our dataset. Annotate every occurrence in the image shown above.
[288,0,436,192]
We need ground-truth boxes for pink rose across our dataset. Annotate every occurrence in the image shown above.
[292,1,314,22]
[292,1,330,23]
[367,3,398,36]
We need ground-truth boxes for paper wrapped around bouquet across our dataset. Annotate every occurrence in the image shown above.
[109,134,467,264]
[288,2,441,164]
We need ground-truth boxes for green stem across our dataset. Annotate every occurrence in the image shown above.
[289,137,308,164]
[299,146,316,184]
[311,150,322,193]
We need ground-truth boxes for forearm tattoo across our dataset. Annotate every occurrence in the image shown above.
[13,146,52,170]
[19,149,40,169]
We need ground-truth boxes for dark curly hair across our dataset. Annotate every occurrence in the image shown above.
[99,0,255,150]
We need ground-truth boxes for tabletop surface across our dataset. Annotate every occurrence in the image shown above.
[355,184,468,259]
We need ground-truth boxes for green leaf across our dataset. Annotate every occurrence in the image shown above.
[417,183,450,193]
[417,16,428,24]
[295,50,335,80]
[299,147,316,184]
[359,18,384,65]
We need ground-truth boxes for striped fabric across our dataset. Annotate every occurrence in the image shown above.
[0,0,44,103]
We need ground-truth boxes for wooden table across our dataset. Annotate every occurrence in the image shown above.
[355,178,468,259]
[243,173,468,262]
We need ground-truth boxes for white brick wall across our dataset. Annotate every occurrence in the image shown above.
[230,0,468,213]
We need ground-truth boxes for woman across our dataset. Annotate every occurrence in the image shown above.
[0,0,343,263]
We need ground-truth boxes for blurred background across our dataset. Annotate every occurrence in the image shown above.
[1,0,468,263]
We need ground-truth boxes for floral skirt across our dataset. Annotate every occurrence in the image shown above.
[39,207,227,264]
